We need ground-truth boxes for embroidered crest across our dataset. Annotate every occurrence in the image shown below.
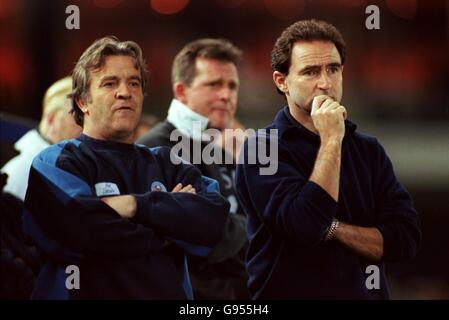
[151,181,167,192]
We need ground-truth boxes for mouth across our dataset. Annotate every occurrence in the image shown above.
[211,107,230,114]
[115,106,134,112]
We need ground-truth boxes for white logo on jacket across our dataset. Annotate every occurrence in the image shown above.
[95,182,120,196]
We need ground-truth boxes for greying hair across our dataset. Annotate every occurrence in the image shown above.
[69,36,148,126]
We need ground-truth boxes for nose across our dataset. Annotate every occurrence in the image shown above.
[218,87,232,102]
[317,71,332,91]
[116,82,131,99]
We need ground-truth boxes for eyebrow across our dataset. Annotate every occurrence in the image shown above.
[300,62,342,72]
[99,75,142,83]
[99,76,118,83]
[205,78,239,86]
[129,75,142,82]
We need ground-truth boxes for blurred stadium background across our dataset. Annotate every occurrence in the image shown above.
[1,0,448,299]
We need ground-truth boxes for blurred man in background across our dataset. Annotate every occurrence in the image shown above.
[1,77,80,299]
[1,77,81,201]
[138,38,248,299]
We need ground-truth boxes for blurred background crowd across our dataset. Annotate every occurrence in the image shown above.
[1,0,448,299]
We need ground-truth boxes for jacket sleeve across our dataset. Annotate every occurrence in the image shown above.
[24,146,164,260]
[373,142,421,262]
[132,148,230,249]
[205,213,247,264]
[201,157,248,264]
[235,135,337,247]
[136,136,243,261]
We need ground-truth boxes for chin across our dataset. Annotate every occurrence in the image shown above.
[112,123,135,136]
[209,121,228,130]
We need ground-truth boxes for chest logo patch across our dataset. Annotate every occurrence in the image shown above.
[95,182,120,197]
[151,181,167,192]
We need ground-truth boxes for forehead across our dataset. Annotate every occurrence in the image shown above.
[90,55,139,79]
[193,58,239,81]
[290,41,341,69]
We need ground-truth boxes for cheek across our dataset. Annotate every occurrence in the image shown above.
[134,91,144,102]
[229,101,237,115]
[191,95,211,113]
[59,116,69,127]
[231,91,238,103]
[292,80,311,95]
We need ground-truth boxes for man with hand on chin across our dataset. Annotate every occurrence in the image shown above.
[235,19,421,299]
[24,36,229,299]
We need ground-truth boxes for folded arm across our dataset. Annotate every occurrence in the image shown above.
[25,157,164,259]
[333,142,420,262]
[334,223,384,261]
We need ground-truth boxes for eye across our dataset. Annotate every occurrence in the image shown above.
[303,69,318,76]
[328,66,341,74]
[229,82,238,90]
[103,81,114,87]
[130,81,140,87]
[207,81,221,88]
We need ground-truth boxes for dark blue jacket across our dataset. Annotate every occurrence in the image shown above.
[137,120,248,299]
[235,107,421,299]
[24,134,229,299]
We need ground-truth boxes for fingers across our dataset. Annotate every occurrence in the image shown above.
[337,106,348,120]
[312,95,347,119]
[311,95,340,114]
[171,183,196,194]
[171,183,182,192]
[180,184,196,194]
[311,95,329,112]
[320,99,338,111]
[326,103,347,120]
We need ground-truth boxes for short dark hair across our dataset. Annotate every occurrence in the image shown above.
[271,19,346,77]
[69,36,148,126]
[172,38,242,87]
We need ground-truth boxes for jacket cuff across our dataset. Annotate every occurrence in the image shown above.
[377,223,397,261]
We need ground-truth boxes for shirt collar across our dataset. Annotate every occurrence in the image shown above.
[166,99,209,140]
[15,129,50,154]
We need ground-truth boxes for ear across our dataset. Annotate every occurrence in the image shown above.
[173,82,188,104]
[273,71,289,94]
[46,110,56,126]
[76,96,89,114]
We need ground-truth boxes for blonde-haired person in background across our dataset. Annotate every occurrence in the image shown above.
[1,77,81,200]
